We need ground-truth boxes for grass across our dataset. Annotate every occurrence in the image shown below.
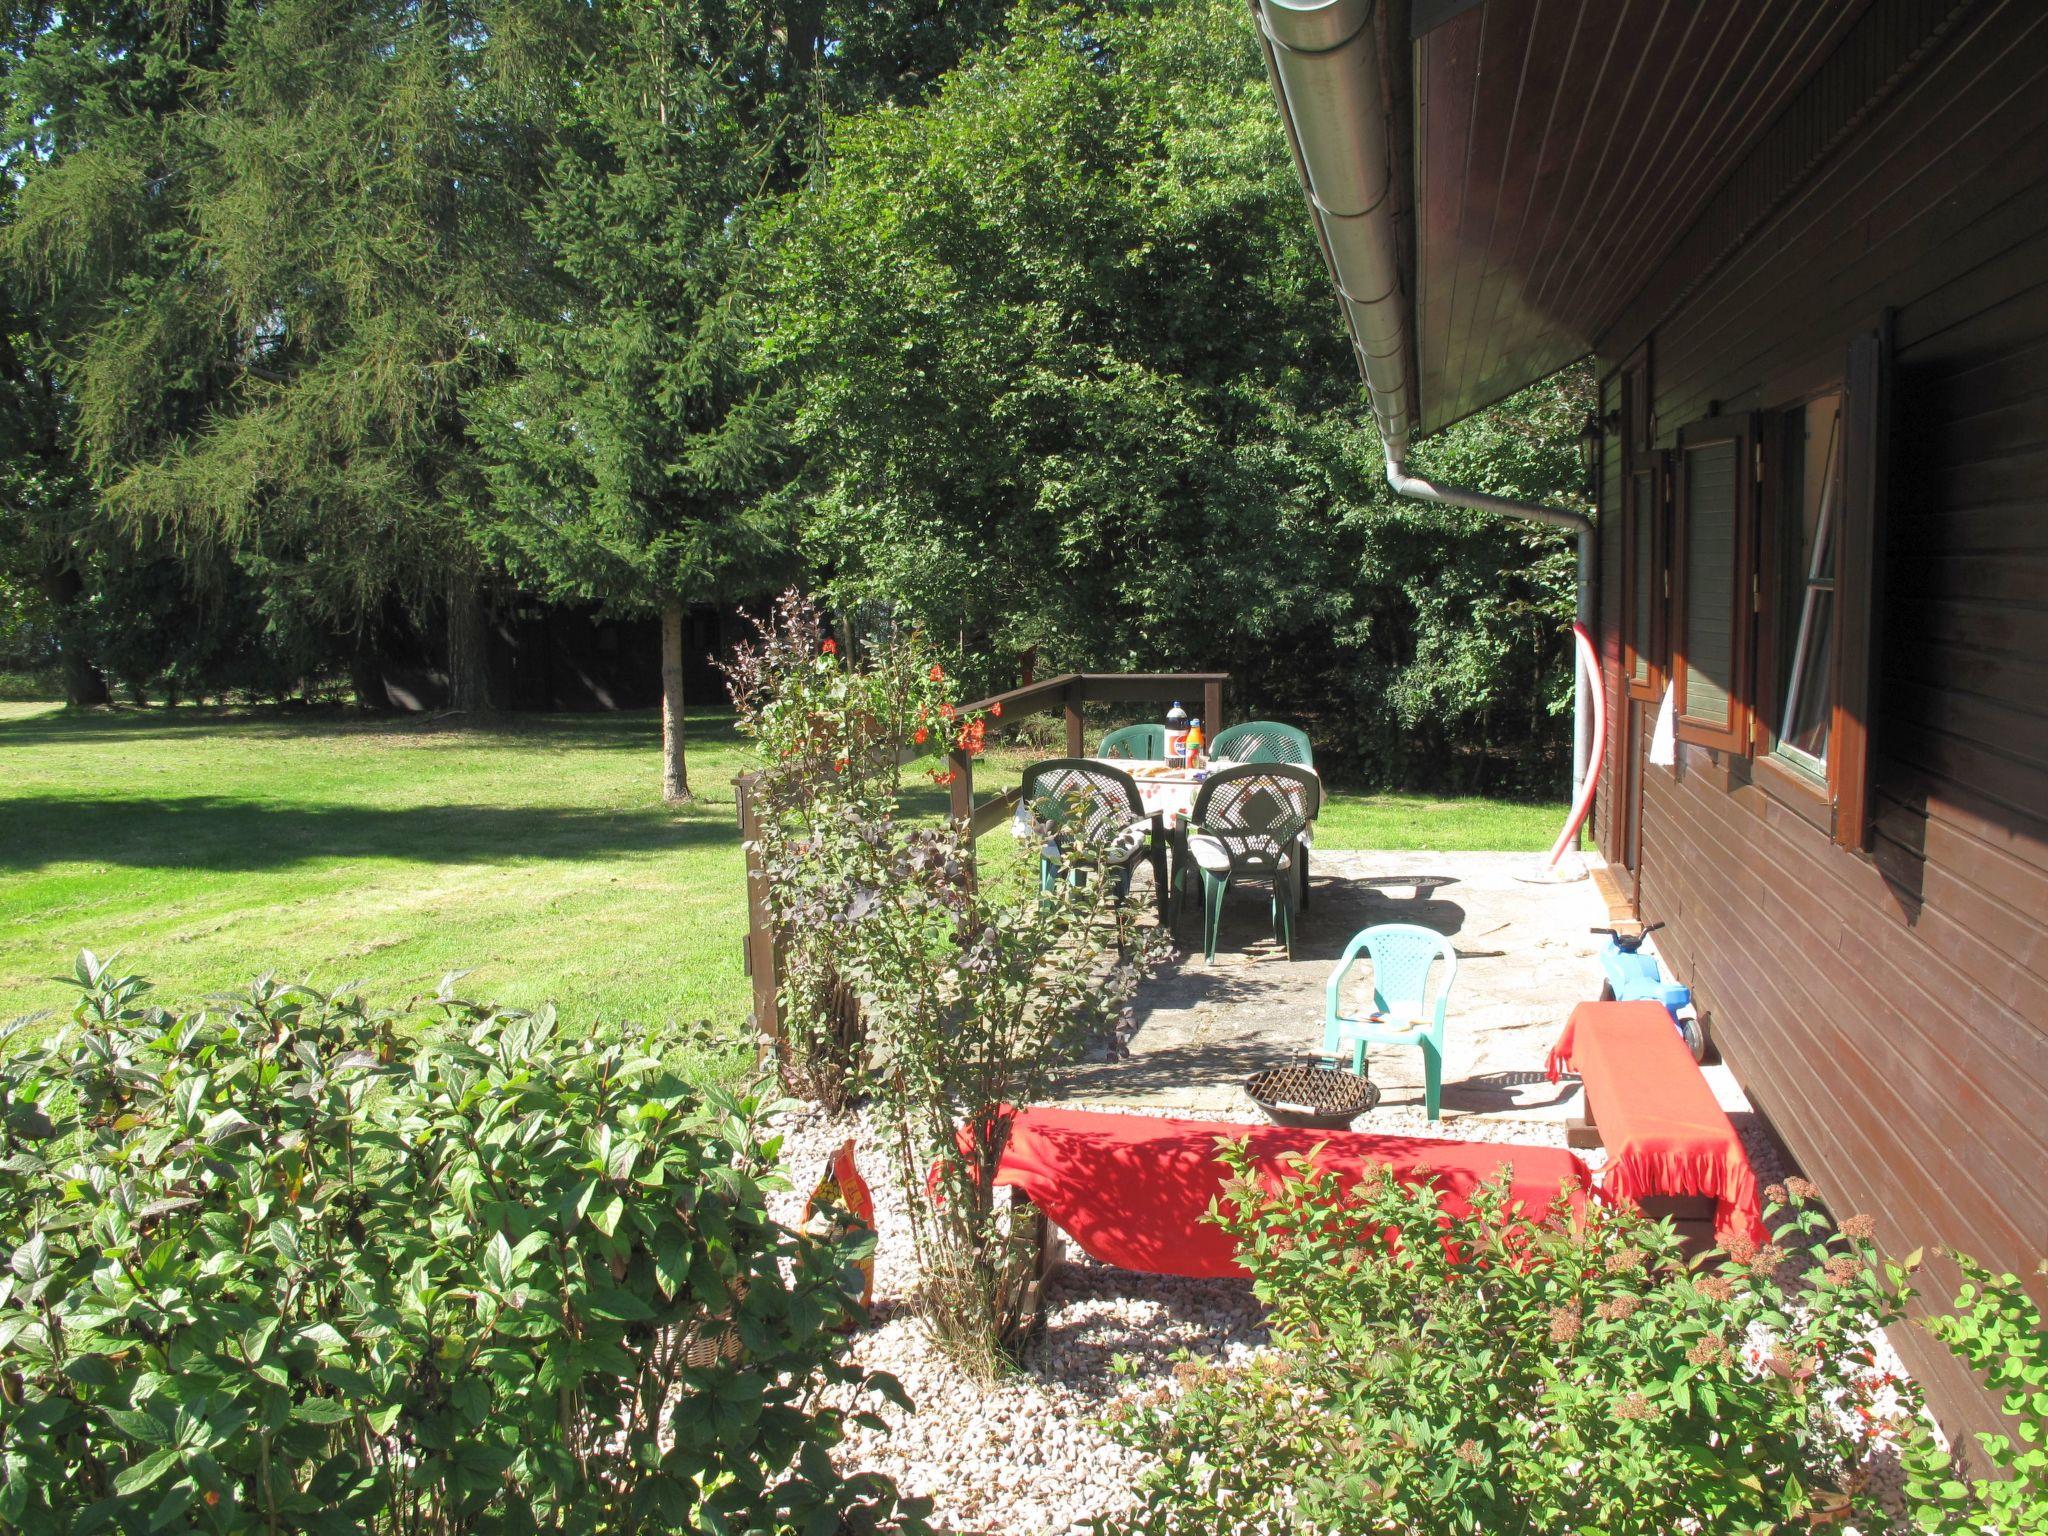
[0,702,1566,1073]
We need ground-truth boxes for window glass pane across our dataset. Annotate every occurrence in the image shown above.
[1682,439,1738,729]
[1775,394,1841,770]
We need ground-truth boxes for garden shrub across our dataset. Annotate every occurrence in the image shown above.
[1100,1146,2042,1535]
[0,953,927,1534]
[1899,1252,2048,1534]
[729,594,1168,1372]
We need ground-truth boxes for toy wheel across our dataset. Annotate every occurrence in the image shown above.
[1679,1015,1708,1063]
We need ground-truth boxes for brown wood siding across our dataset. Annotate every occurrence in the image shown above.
[1601,0,2048,1446]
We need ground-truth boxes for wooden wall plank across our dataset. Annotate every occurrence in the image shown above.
[1592,0,2048,1447]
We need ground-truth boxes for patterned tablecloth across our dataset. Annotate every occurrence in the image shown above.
[1108,758,1218,825]
[1010,757,1321,842]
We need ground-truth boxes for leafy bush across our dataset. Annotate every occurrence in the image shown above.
[1099,1150,1997,1535]
[1900,1253,2048,1534]
[729,594,1167,1372]
[0,953,927,1534]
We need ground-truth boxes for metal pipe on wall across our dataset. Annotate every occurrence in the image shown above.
[1256,0,1600,809]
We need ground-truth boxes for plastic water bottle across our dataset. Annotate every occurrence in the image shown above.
[1164,701,1189,764]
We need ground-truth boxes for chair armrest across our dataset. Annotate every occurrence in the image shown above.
[1324,931,1373,1024]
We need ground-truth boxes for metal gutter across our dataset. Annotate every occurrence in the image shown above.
[1253,0,1600,800]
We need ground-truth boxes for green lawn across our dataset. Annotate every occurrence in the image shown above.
[0,703,1565,1069]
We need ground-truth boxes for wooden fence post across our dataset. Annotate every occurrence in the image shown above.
[1064,679,1085,756]
[1204,678,1223,738]
[734,773,783,1067]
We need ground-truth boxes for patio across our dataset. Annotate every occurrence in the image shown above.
[1057,848,1755,1131]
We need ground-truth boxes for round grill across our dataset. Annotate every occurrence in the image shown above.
[1244,1063,1381,1129]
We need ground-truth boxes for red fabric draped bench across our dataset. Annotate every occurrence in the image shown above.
[1546,1000,1767,1246]
[981,1105,1594,1279]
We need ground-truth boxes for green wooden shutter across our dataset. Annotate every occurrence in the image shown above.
[1674,415,1755,752]
[1628,464,1658,691]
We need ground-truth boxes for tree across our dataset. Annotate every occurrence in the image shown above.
[475,0,1008,802]
[763,0,1588,790]
[5,0,543,712]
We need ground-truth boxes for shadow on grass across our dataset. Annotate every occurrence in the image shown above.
[0,796,738,873]
[0,705,744,753]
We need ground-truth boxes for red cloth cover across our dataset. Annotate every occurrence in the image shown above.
[980,1106,1593,1279]
[1546,1000,1767,1245]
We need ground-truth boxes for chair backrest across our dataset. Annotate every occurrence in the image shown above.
[1099,723,1166,760]
[1210,720,1314,767]
[1188,764,1320,874]
[1358,923,1457,1020]
[1019,758,1144,847]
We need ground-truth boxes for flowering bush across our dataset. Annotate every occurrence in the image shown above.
[0,954,926,1534]
[1100,1151,1974,1535]
[729,594,1168,1371]
[726,593,976,1107]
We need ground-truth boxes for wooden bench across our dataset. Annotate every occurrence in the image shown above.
[1547,1000,1766,1251]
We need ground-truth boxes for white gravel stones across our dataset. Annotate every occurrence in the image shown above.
[771,1095,1931,1535]
[767,1097,1576,1534]
[770,1102,1265,1533]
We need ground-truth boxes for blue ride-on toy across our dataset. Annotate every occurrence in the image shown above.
[1593,922,1706,1061]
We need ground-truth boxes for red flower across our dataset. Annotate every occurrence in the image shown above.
[834,758,848,773]
[990,700,1003,717]
[939,702,956,721]
[822,638,837,654]
[929,664,944,681]
[914,727,928,745]
[929,768,956,787]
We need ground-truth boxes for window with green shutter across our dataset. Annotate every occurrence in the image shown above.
[1624,459,1664,698]
[1673,415,1755,752]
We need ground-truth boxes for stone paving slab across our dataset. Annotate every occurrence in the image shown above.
[1055,849,1617,1127]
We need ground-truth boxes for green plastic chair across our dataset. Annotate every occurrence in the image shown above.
[1209,722,1317,905]
[1016,758,1167,918]
[1323,923,1459,1121]
[1209,720,1313,767]
[1173,764,1320,961]
[1099,724,1166,760]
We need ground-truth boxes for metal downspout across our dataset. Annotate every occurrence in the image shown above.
[1255,0,1600,805]
[1386,457,1598,801]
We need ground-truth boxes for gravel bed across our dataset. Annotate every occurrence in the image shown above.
[768,1097,1580,1534]
[771,1092,1932,1534]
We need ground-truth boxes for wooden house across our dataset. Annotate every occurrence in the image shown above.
[1253,0,2047,1440]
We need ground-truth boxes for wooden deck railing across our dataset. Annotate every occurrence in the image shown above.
[738,669,1228,1061]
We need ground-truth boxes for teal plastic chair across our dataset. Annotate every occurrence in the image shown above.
[1323,923,1458,1120]
[1099,724,1166,760]
[1174,764,1320,962]
[1016,758,1167,918]
[1210,721,1317,906]
[1209,720,1313,767]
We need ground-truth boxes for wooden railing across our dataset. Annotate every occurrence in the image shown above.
[738,670,1228,1061]
[946,671,1226,840]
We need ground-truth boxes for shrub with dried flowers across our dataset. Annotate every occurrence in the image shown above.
[1100,1154,1954,1535]
[728,593,1168,1373]
[726,592,978,1106]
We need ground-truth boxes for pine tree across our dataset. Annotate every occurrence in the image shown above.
[475,0,1007,801]
[6,0,545,710]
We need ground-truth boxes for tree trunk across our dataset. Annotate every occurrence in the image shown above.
[348,638,391,712]
[446,572,493,715]
[661,597,691,804]
[36,565,109,707]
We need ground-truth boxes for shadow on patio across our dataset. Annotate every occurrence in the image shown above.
[1054,849,1609,1126]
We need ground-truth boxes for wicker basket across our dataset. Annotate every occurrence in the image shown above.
[1244,1062,1381,1130]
